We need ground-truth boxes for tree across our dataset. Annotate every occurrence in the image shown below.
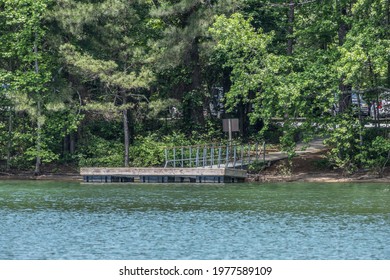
[150,0,241,135]
[53,0,154,167]
[0,0,57,174]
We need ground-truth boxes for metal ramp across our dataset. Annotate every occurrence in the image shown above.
[164,142,267,169]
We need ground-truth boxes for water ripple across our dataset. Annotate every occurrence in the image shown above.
[0,181,389,259]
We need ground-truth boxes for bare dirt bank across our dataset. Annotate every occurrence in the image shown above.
[247,151,390,183]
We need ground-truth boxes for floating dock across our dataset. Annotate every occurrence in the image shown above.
[80,167,247,183]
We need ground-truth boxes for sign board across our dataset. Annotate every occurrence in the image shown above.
[222,119,239,132]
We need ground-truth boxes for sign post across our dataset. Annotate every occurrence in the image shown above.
[222,118,239,142]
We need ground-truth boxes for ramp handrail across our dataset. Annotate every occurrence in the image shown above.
[164,142,266,169]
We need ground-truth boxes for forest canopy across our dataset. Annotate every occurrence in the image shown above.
[1,0,390,175]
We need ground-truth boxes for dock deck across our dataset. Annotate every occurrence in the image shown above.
[80,139,326,184]
[80,167,247,183]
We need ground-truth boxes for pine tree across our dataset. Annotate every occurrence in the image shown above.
[53,0,155,166]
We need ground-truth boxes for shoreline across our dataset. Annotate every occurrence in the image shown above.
[247,172,390,183]
[0,172,83,182]
[0,172,389,183]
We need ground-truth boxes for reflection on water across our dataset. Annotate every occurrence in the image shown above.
[0,180,389,259]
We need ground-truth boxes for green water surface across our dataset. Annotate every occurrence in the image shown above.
[0,180,389,259]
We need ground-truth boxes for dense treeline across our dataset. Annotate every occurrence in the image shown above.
[0,0,390,175]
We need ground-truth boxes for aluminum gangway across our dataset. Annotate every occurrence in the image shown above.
[164,142,266,169]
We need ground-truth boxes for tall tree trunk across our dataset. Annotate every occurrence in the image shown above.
[338,6,351,113]
[287,0,295,55]
[63,134,69,155]
[6,109,12,171]
[70,132,76,154]
[35,99,42,175]
[33,36,41,175]
[122,92,130,167]
[185,37,204,130]
[387,0,390,88]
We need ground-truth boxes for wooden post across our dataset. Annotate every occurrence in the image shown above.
[263,141,266,164]
[255,143,259,161]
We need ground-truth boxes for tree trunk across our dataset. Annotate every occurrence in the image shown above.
[122,92,130,167]
[63,134,69,155]
[338,6,351,113]
[387,0,390,88]
[34,99,42,175]
[190,37,205,126]
[33,36,41,175]
[70,132,76,154]
[287,0,294,55]
[6,109,12,171]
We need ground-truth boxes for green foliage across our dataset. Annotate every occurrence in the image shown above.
[2,0,390,175]
[326,124,390,175]
[129,134,165,167]
[247,160,267,174]
[24,143,59,164]
[357,135,390,176]
[325,117,362,174]
[77,135,123,167]
[210,13,272,110]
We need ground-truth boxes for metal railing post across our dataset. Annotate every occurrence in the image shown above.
[173,147,176,168]
[203,146,207,168]
[233,145,237,168]
[240,144,244,169]
[247,144,251,164]
[181,147,184,167]
[210,144,214,168]
[196,146,200,167]
[225,144,229,168]
[217,144,222,168]
[189,146,192,167]
[164,148,168,168]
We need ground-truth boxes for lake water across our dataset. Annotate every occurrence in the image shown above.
[0,180,389,260]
